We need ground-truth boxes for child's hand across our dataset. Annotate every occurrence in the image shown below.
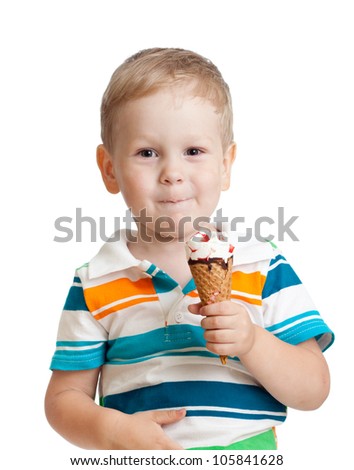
[188,301,255,358]
[107,408,186,450]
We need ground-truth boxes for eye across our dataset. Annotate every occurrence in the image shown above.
[138,149,157,158]
[185,148,202,156]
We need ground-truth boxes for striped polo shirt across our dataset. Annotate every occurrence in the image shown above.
[50,229,334,449]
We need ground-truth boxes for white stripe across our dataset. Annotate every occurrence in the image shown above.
[101,357,259,396]
[107,346,208,363]
[263,284,317,332]
[231,289,261,300]
[150,266,160,277]
[57,309,108,342]
[183,405,286,417]
[271,314,321,335]
[56,342,105,352]
[92,293,158,316]
[72,281,82,287]
[267,257,288,271]
[172,417,278,448]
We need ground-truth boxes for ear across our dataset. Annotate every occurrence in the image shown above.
[221,142,236,191]
[96,144,120,194]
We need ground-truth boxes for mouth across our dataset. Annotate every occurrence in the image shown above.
[159,197,192,204]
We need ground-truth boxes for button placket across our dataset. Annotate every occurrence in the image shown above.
[170,296,188,324]
[174,310,184,323]
[138,260,188,327]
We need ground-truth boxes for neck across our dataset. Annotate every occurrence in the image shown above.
[128,231,187,261]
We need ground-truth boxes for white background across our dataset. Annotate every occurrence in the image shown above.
[1,1,352,468]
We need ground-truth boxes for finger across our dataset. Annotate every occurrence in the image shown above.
[206,342,234,356]
[201,314,232,330]
[188,302,203,314]
[204,329,236,344]
[150,409,186,426]
[199,301,237,317]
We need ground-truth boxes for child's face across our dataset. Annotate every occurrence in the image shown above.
[97,83,235,241]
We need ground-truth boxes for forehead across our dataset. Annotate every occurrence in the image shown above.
[114,86,222,139]
[124,78,219,109]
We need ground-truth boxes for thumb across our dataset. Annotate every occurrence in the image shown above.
[151,409,186,426]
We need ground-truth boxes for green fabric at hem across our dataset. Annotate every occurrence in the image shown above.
[188,429,277,450]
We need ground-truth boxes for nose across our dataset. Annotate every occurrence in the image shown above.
[159,157,184,185]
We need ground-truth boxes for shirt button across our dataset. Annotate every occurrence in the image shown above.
[175,311,184,323]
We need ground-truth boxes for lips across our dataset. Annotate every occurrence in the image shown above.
[158,197,191,204]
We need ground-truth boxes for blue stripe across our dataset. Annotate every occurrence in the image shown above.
[103,381,286,416]
[146,264,157,275]
[262,261,301,299]
[273,319,334,347]
[50,343,106,371]
[73,276,81,284]
[63,283,89,311]
[269,254,286,266]
[152,270,179,293]
[265,310,334,350]
[107,325,206,362]
[266,310,321,333]
[182,278,196,295]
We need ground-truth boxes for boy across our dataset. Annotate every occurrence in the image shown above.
[45,48,334,450]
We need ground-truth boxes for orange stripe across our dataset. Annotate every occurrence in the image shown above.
[231,293,262,306]
[186,271,265,305]
[231,271,266,296]
[186,290,199,298]
[94,295,159,320]
[84,277,156,314]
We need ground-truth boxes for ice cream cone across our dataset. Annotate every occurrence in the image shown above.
[185,230,234,365]
[188,257,232,304]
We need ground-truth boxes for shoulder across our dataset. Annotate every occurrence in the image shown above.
[228,232,277,267]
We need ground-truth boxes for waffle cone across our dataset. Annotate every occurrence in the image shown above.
[189,256,233,365]
[189,257,232,304]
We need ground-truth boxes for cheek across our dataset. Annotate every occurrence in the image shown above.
[195,168,223,191]
[119,176,153,206]
[194,169,224,209]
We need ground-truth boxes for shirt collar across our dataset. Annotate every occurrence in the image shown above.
[228,232,275,265]
[88,229,140,279]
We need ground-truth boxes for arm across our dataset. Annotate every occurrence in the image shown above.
[189,301,330,410]
[45,369,186,449]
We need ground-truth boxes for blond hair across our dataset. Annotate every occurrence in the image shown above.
[100,48,234,152]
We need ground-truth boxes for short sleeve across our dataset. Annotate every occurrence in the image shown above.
[50,274,108,371]
[262,251,334,352]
